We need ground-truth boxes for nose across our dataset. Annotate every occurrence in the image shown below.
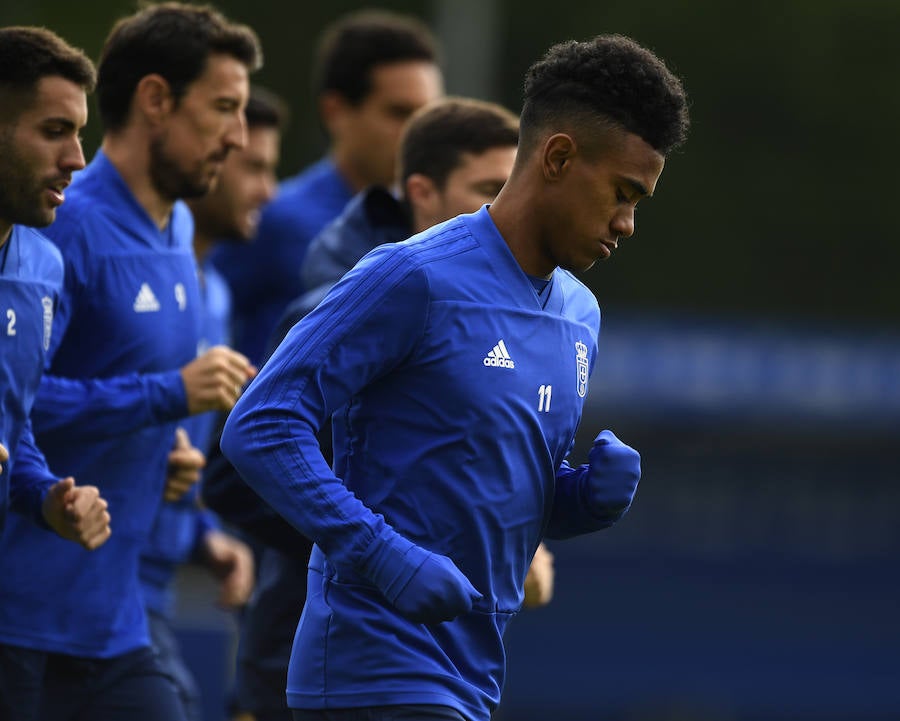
[61,136,86,173]
[261,172,277,204]
[225,112,247,151]
[611,205,635,239]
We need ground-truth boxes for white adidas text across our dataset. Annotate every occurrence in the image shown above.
[484,339,515,369]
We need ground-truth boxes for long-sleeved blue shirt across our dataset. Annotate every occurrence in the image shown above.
[210,157,353,365]
[221,206,602,720]
[0,150,202,658]
[0,226,63,531]
[138,260,229,617]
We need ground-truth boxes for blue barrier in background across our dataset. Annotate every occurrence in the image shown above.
[590,311,900,430]
[172,313,900,720]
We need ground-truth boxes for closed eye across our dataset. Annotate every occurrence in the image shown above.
[41,120,77,139]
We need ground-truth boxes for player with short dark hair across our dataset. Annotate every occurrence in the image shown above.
[312,8,439,105]
[277,96,521,344]
[0,26,110,550]
[222,34,689,721]
[96,1,262,134]
[398,96,518,186]
[211,8,443,366]
[138,85,287,721]
[0,5,262,720]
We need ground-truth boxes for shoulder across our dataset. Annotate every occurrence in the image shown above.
[556,269,601,331]
[259,160,351,236]
[399,216,480,265]
[333,240,434,305]
[42,198,90,255]
[203,264,232,307]
[306,188,407,271]
[45,165,119,252]
[270,159,343,207]
[170,202,196,252]
[13,226,64,286]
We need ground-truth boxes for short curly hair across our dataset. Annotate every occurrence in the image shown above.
[520,34,689,156]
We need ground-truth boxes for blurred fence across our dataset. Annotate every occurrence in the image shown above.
[496,312,900,721]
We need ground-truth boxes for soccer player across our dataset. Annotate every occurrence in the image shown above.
[0,6,261,720]
[207,96,550,721]
[137,86,287,721]
[211,8,444,366]
[292,96,559,608]
[221,34,690,721]
[0,27,110,549]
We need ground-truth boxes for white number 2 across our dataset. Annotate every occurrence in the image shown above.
[6,309,15,336]
[538,384,552,412]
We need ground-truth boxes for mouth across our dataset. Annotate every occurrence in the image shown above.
[45,178,71,207]
[597,238,618,259]
[209,149,230,165]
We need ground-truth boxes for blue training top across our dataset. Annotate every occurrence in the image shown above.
[222,206,602,720]
[0,150,201,658]
[138,260,230,617]
[210,157,353,365]
[0,226,63,532]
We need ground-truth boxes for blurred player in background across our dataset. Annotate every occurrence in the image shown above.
[222,34,689,721]
[0,5,261,719]
[211,8,443,367]
[137,85,288,721]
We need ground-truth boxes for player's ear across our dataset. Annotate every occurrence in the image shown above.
[405,173,444,232]
[405,173,439,215]
[135,74,174,127]
[541,133,576,182]
[319,91,351,138]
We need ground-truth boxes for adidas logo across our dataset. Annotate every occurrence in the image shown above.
[483,339,515,369]
[133,283,160,312]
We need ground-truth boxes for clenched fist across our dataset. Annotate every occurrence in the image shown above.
[180,345,257,415]
[42,477,111,550]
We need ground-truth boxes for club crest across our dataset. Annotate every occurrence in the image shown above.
[42,296,54,351]
[575,340,589,398]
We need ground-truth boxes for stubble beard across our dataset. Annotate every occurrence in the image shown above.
[0,133,54,228]
[149,135,213,202]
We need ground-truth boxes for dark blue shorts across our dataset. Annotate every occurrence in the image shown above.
[0,643,185,721]
[148,610,203,721]
[291,706,469,721]
[233,545,309,718]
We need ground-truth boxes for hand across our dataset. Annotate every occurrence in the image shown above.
[523,542,555,608]
[0,442,7,474]
[42,477,111,550]
[165,427,206,502]
[180,345,257,415]
[587,430,641,520]
[360,529,482,624]
[200,530,255,608]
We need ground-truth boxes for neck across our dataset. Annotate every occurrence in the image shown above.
[193,230,214,265]
[331,146,376,194]
[411,206,430,235]
[101,130,174,231]
[488,176,554,279]
[0,221,11,248]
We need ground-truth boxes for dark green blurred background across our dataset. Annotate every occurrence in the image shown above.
[4,3,898,720]
[4,0,899,326]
